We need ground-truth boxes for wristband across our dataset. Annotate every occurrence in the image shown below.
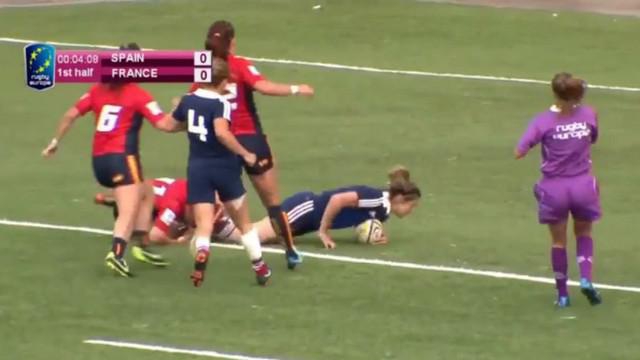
[50,138,59,147]
[290,85,300,95]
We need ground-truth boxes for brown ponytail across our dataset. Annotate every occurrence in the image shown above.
[388,165,421,201]
[205,20,235,59]
[552,72,586,102]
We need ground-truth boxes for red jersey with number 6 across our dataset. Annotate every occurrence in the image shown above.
[74,83,164,156]
[190,53,265,135]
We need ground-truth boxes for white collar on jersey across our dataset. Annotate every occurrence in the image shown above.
[193,88,225,100]
[382,191,391,216]
[550,104,580,113]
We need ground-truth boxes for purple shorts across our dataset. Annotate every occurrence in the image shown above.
[534,174,602,224]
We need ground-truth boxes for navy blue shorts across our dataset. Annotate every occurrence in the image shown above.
[187,160,245,204]
[92,153,143,188]
[282,191,318,236]
[237,134,274,176]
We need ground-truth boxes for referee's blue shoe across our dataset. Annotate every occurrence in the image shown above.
[555,296,571,309]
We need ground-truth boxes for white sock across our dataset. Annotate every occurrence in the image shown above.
[240,228,262,261]
[195,236,210,252]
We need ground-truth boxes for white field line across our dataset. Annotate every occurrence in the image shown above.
[2,218,640,294]
[1,36,639,93]
[84,339,286,360]
[0,0,146,8]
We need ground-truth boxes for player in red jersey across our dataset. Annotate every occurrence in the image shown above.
[96,177,231,245]
[149,178,191,242]
[148,177,227,245]
[96,177,205,244]
[42,43,181,277]
[197,20,314,270]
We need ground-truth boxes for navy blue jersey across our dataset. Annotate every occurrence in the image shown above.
[313,185,390,230]
[173,88,237,164]
[281,186,391,236]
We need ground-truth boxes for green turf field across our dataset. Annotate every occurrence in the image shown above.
[1,1,640,359]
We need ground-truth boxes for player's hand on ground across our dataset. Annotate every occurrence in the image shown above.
[298,84,314,97]
[243,153,257,167]
[372,233,389,246]
[318,231,336,249]
[41,139,59,157]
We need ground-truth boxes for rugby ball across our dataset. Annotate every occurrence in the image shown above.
[355,219,383,244]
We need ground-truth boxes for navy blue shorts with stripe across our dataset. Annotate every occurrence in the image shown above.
[237,134,274,175]
[187,160,245,204]
[92,153,143,188]
[282,191,318,236]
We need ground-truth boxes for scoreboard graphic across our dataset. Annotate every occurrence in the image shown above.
[24,43,213,91]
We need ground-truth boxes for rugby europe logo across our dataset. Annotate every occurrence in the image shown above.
[552,122,591,140]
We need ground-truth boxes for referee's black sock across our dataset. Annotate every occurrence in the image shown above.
[268,205,295,251]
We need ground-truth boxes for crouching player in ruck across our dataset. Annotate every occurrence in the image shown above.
[95,177,226,245]
[515,72,602,308]
[163,59,270,287]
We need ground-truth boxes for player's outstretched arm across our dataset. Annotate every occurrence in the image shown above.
[42,107,81,157]
[213,117,257,166]
[318,191,359,249]
[253,80,314,97]
[154,114,186,133]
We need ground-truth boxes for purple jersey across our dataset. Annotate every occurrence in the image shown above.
[517,105,598,178]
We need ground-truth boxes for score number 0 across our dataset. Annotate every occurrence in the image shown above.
[193,51,212,83]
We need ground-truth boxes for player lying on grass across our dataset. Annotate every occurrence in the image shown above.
[226,166,421,249]
[98,166,420,248]
[515,72,602,308]
[41,43,180,277]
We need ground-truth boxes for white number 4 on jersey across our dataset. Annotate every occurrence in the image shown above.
[187,109,208,142]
